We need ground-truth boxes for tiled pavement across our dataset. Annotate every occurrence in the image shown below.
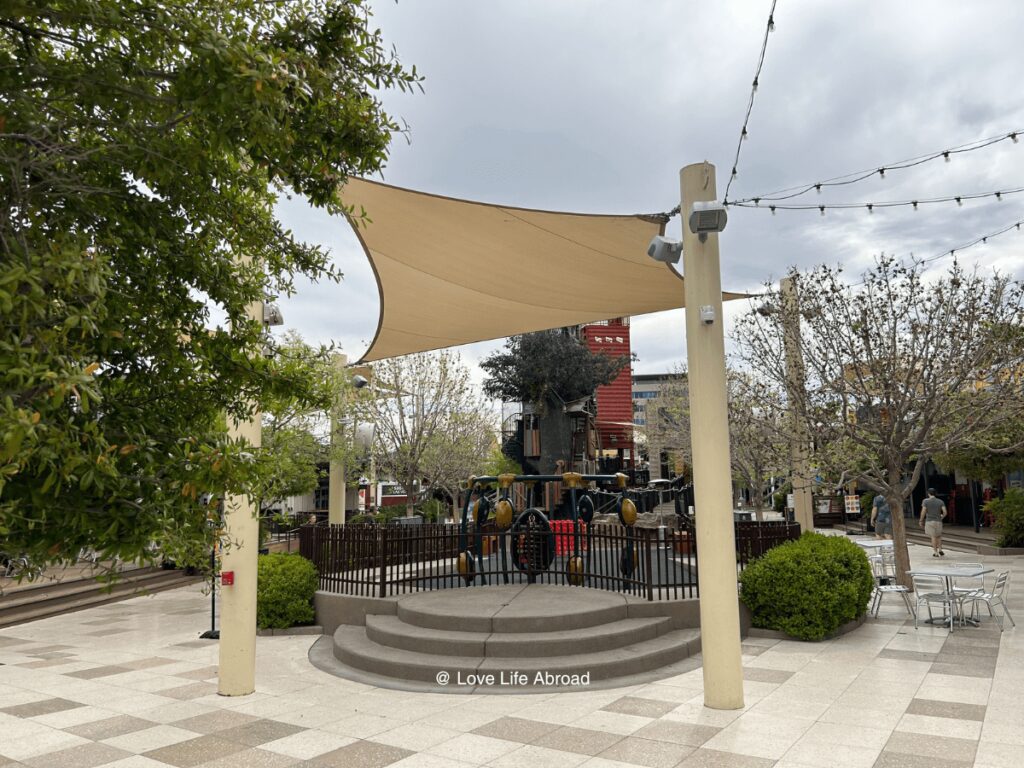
[0,545,1021,768]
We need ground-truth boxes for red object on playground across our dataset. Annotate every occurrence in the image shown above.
[551,520,588,554]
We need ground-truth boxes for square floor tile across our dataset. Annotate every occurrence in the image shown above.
[632,721,720,747]
[171,709,261,734]
[66,715,156,741]
[260,730,357,760]
[427,733,521,763]
[601,697,680,719]
[490,744,589,768]
[533,725,623,756]
[1,697,83,718]
[471,716,560,744]
[215,718,306,746]
[142,735,246,767]
[66,665,133,680]
[198,747,299,767]
[101,724,200,754]
[22,741,131,768]
[883,731,978,763]
[305,739,413,768]
[676,748,776,767]
[597,736,695,768]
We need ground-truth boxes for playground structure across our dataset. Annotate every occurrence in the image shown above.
[457,472,645,589]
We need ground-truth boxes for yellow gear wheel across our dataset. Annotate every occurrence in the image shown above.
[457,551,475,584]
[619,497,638,527]
[495,498,514,530]
[566,555,584,586]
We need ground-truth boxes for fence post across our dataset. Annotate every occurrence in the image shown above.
[643,528,655,601]
[377,528,388,598]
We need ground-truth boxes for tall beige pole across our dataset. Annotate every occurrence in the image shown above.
[680,163,744,710]
[218,295,262,696]
[780,276,814,532]
[328,353,348,525]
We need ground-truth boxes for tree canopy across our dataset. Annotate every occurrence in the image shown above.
[368,351,493,516]
[480,329,628,407]
[735,257,1024,585]
[0,0,420,573]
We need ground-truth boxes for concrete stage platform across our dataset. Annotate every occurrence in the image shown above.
[311,584,707,694]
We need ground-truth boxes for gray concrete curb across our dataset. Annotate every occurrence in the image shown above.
[256,625,323,636]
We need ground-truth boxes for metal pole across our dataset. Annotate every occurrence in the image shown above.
[679,162,744,710]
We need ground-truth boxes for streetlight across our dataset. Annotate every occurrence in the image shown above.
[329,358,371,525]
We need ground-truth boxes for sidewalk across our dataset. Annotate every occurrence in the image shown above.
[1,544,1021,768]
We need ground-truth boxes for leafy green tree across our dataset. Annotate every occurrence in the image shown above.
[480,329,628,408]
[368,351,489,516]
[735,258,1024,586]
[0,0,420,571]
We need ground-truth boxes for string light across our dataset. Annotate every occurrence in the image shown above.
[726,129,1023,206]
[722,0,780,204]
[729,186,1024,213]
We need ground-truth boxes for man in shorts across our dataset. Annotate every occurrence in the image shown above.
[871,494,892,539]
[920,488,948,557]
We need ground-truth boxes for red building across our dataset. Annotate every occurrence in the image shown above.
[581,318,634,467]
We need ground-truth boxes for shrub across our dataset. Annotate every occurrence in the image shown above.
[256,553,318,629]
[985,489,1024,548]
[739,532,875,641]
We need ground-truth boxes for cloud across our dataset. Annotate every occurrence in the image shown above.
[274,0,1024,379]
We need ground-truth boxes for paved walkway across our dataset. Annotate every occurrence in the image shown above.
[0,544,1021,768]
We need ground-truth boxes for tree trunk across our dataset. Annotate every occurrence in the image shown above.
[886,477,913,590]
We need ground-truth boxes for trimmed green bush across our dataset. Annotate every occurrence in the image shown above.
[985,488,1024,548]
[256,553,318,629]
[739,532,875,641]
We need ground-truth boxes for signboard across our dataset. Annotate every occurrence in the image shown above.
[786,493,795,510]
[844,495,860,516]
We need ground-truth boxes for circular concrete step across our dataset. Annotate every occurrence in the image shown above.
[333,623,699,686]
[322,584,702,693]
[395,584,631,633]
[365,614,673,657]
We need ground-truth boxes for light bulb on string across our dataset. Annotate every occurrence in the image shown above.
[996,192,1002,201]
[878,168,886,178]
[731,167,738,179]
[752,77,759,93]
[819,205,825,217]
[867,204,874,214]
[815,183,822,194]
[767,15,775,32]
[943,151,950,163]
[1012,133,1019,144]
[741,127,749,141]
[955,197,963,207]
[770,205,777,216]
[912,201,919,210]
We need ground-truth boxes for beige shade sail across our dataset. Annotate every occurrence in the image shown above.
[341,178,746,363]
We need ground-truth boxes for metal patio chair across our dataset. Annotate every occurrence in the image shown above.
[963,570,1016,630]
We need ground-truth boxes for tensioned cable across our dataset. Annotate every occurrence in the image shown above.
[730,185,1024,214]
[741,216,1024,297]
[723,0,779,204]
[730,130,1021,205]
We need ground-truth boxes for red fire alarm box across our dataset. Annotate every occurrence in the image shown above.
[221,571,234,586]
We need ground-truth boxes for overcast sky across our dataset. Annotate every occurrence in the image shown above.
[274,0,1024,382]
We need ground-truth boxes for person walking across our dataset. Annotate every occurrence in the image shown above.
[871,494,892,540]
[920,488,948,557]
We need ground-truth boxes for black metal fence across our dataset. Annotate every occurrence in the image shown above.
[299,519,800,601]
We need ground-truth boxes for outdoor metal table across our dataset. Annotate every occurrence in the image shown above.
[907,565,993,628]
[854,539,895,551]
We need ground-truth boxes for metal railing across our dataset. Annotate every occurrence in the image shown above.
[299,519,800,601]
